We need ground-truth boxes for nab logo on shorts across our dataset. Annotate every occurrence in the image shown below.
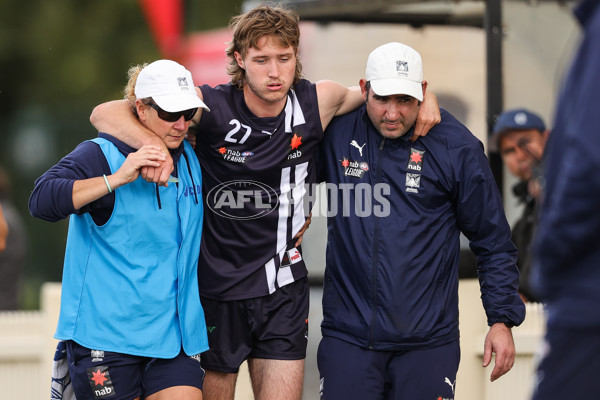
[87,365,116,399]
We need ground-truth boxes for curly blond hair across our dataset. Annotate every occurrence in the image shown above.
[123,63,149,112]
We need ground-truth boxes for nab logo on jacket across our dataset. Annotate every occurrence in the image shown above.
[407,148,425,171]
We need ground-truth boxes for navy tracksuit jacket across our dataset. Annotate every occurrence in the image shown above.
[318,106,525,351]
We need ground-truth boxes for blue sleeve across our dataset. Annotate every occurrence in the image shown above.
[533,9,600,302]
[29,141,112,222]
[453,139,526,327]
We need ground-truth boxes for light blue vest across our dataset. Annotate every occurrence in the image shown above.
[56,138,208,358]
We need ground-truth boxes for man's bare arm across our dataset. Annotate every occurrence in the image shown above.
[315,80,362,131]
[89,87,205,185]
[90,100,173,185]
[316,80,440,138]
[90,100,158,148]
[411,89,441,141]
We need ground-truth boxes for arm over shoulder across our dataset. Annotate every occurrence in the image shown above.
[315,80,362,131]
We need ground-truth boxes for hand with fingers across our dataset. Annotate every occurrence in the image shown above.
[483,322,516,382]
[116,145,168,187]
[411,89,441,141]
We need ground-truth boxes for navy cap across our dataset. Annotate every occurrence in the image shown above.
[489,108,546,152]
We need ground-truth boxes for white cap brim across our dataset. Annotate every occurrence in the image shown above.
[153,93,210,113]
[370,79,423,101]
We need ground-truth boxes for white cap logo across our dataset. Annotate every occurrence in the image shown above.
[177,77,190,90]
[396,60,409,74]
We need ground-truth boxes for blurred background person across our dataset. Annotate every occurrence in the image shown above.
[0,166,27,310]
[531,0,600,399]
[490,109,548,303]
[0,204,7,252]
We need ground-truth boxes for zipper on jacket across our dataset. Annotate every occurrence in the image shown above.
[368,137,386,348]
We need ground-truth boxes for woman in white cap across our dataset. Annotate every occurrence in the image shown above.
[29,60,210,400]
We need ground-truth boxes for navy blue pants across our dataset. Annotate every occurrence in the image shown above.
[317,336,460,400]
[531,326,600,400]
[66,341,205,400]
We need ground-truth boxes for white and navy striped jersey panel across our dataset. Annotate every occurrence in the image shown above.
[195,80,323,300]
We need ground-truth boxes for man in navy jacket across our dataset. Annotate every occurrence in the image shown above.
[531,1,600,399]
[317,42,525,400]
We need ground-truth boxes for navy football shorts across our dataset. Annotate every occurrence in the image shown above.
[317,336,460,400]
[65,340,205,400]
[531,326,600,400]
[200,277,309,373]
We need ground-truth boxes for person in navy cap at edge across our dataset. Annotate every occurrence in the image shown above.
[317,42,525,400]
[531,0,600,399]
[490,108,548,303]
[29,59,210,400]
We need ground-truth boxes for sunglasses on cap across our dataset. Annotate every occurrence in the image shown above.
[148,102,197,122]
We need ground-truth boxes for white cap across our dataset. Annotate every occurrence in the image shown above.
[366,42,423,101]
[135,59,209,112]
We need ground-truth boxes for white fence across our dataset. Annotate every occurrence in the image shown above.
[0,282,59,399]
[0,280,544,400]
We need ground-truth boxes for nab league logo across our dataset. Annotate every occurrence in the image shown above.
[218,147,255,163]
[207,180,279,220]
[341,158,369,178]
